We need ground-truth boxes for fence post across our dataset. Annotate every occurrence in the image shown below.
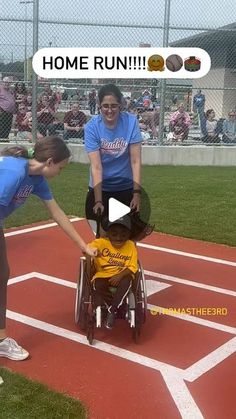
[31,0,39,143]
[158,0,171,144]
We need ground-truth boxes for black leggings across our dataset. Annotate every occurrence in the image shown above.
[0,228,10,329]
[93,275,132,311]
[85,187,133,220]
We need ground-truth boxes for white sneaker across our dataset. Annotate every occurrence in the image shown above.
[0,337,29,361]
[0,376,3,385]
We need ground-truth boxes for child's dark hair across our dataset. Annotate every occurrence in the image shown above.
[205,109,214,119]
[0,136,71,163]
[98,84,123,104]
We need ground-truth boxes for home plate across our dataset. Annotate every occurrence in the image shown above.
[146,279,171,297]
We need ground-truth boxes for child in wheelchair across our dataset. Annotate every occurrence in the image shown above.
[88,215,138,329]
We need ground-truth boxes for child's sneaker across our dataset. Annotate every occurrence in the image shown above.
[0,337,29,361]
[0,376,3,385]
[106,309,116,329]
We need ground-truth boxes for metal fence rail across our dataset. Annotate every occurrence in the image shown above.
[0,0,236,145]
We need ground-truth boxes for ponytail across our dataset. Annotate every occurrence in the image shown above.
[0,136,70,163]
[0,145,29,159]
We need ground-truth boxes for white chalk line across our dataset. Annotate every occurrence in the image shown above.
[5,219,236,268]
[8,272,236,335]
[144,270,236,297]
[7,310,203,419]
[184,336,236,382]
[5,218,82,237]
[7,271,236,418]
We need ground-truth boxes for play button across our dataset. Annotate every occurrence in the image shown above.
[108,198,130,222]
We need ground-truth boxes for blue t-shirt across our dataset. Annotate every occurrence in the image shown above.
[84,112,142,191]
[0,156,53,222]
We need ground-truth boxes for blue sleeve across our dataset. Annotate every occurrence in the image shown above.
[32,178,53,201]
[129,115,142,144]
[0,169,23,206]
[84,118,100,153]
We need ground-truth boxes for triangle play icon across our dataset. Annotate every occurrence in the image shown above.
[108,198,131,222]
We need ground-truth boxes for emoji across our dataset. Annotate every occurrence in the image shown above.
[147,55,165,71]
[184,56,201,72]
[166,54,183,72]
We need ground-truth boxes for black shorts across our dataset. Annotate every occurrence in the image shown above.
[85,187,133,220]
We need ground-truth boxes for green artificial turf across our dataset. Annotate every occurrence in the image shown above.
[0,368,86,419]
[5,163,236,246]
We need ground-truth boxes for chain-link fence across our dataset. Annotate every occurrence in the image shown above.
[0,0,236,145]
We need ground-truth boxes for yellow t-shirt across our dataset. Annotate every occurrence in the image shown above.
[89,237,138,280]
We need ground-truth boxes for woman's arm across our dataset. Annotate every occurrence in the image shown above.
[43,198,97,256]
[88,151,103,211]
[130,143,141,189]
[129,143,141,211]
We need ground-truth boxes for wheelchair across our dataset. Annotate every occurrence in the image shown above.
[74,254,147,345]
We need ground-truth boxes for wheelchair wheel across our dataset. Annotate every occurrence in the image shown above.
[132,264,147,343]
[75,257,86,324]
[75,257,91,330]
[136,263,148,324]
[140,266,147,323]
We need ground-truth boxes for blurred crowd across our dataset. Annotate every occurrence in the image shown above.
[1,79,236,145]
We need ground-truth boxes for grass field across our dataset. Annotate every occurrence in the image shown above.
[0,368,86,419]
[5,163,236,246]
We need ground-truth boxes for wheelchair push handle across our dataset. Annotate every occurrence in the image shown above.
[96,207,102,238]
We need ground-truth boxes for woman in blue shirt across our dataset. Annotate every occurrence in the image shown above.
[84,84,142,223]
[0,136,96,369]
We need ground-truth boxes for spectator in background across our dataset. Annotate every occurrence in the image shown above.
[15,103,43,142]
[88,89,97,115]
[63,103,87,142]
[142,89,152,110]
[200,109,221,143]
[13,82,28,110]
[0,77,16,139]
[37,95,63,136]
[40,83,59,110]
[169,103,191,142]
[193,89,205,122]
[138,108,160,138]
[25,94,32,112]
[170,103,191,127]
[222,110,236,143]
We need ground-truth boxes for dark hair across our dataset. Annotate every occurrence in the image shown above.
[98,83,123,105]
[0,136,70,163]
[205,109,215,119]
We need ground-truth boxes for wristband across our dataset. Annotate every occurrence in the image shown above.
[27,147,35,159]
[133,189,141,194]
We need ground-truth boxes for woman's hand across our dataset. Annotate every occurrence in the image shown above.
[93,201,104,215]
[83,245,98,257]
[130,193,141,212]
